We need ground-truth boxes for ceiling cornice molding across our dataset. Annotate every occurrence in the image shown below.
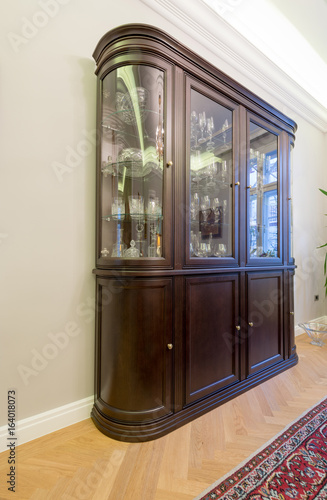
[140,0,327,132]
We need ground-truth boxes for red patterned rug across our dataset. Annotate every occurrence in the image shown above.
[194,397,327,500]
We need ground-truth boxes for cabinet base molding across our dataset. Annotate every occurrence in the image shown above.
[91,354,298,442]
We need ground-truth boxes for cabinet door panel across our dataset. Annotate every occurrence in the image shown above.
[246,116,283,265]
[185,77,239,267]
[96,277,173,422]
[185,274,239,405]
[97,56,174,268]
[247,272,283,375]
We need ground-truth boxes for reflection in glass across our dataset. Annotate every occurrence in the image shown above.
[189,89,233,258]
[100,65,165,259]
[248,122,278,258]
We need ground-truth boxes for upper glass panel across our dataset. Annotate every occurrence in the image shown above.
[189,89,233,259]
[248,122,278,259]
[100,65,165,260]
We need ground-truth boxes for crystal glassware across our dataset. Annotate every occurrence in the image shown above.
[115,87,149,125]
[147,196,161,219]
[124,240,140,258]
[190,192,200,221]
[298,322,327,346]
[206,116,214,150]
[111,228,126,257]
[129,195,144,219]
[201,195,210,222]
[207,159,217,188]
[198,111,206,144]
[111,197,125,220]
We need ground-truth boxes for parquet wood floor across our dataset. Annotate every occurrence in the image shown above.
[1,333,326,500]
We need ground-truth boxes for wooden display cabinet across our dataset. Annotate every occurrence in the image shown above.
[91,24,298,442]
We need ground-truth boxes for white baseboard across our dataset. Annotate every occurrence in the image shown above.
[295,315,327,337]
[0,395,94,453]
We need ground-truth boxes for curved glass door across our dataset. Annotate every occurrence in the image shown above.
[99,65,166,262]
[248,121,279,260]
[188,87,234,261]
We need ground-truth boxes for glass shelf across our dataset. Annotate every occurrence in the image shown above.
[102,214,163,222]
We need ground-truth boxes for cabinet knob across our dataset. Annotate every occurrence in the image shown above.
[167,161,173,168]
[290,311,294,316]
[167,343,173,350]
[234,181,240,186]
[247,185,252,189]
[248,322,254,327]
[235,325,241,331]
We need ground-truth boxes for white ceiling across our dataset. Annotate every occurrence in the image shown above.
[202,0,327,109]
[270,0,327,65]
[141,0,327,130]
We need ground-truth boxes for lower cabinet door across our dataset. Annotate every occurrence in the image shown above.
[247,271,284,375]
[184,274,240,405]
[95,277,173,423]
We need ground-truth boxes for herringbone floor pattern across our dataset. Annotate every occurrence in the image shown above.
[1,333,326,500]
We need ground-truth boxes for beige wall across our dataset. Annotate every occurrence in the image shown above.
[0,0,326,425]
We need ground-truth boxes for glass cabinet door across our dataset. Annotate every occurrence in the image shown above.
[188,86,235,263]
[98,64,168,264]
[247,120,280,261]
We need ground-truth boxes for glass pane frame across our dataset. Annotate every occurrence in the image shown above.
[185,77,239,268]
[246,114,283,266]
[96,55,174,268]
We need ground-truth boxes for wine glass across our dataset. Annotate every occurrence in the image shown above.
[190,192,200,221]
[191,111,199,150]
[198,112,206,144]
[207,159,217,188]
[201,195,210,222]
[222,119,228,149]
[206,117,214,150]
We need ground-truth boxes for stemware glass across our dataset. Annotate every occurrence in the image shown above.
[207,159,217,188]
[190,192,200,221]
[198,112,206,144]
[206,117,214,150]
[201,195,210,221]
[191,111,199,150]
[222,119,228,149]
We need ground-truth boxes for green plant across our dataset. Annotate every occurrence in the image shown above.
[318,188,327,296]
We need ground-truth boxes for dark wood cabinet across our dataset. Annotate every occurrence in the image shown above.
[91,24,298,442]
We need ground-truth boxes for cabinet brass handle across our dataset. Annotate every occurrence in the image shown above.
[290,311,294,315]
[235,181,240,186]
[235,325,241,331]
[248,322,254,327]
[167,343,173,350]
[167,161,173,168]
[247,185,252,189]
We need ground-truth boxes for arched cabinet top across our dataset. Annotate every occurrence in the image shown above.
[93,23,297,137]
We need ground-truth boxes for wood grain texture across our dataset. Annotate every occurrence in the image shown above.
[1,334,326,500]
